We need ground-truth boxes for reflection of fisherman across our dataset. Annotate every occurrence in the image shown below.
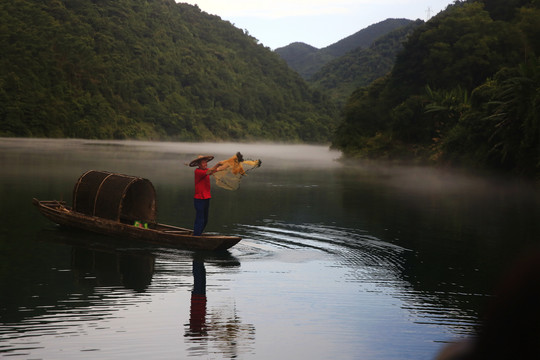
[184,256,255,357]
[188,260,207,336]
[189,155,222,236]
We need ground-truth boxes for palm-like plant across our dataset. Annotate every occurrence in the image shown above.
[487,57,539,171]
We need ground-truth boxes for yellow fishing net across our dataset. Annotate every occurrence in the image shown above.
[212,152,261,190]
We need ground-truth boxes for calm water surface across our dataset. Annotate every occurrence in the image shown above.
[1,138,539,359]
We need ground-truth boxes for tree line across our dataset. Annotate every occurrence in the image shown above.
[0,0,337,142]
[332,0,539,177]
[2,0,538,177]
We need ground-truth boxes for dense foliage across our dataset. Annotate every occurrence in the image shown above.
[0,0,337,142]
[275,19,412,80]
[310,20,423,107]
[274,42,335,81]
[332,0,540,177]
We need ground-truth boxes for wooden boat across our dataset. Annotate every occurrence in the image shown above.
[33,170,241,251]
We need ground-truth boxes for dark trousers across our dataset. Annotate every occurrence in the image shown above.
[193,198,210,236]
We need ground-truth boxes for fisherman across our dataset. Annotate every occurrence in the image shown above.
[189,155,222,236]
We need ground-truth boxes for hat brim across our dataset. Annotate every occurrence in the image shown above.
[189,155,214,167]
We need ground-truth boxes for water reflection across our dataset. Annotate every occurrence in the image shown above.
[186,260,207,337]
[3,138,540,359]
[336,165,540,327]
[38,229,156,291]
[239,219,481,339]
[70,245,155,292]
[184,254,256,358]
[1,227,256,358]
[0,231,159,357]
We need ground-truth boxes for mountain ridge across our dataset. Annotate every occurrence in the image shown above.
[310,20,424,106]
[275,18,414,79]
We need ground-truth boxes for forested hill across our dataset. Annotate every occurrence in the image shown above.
[332,0,540,177]
[275,18,413,80]
[0,0,337,142]
[310,20,423,107]
[322,18,414,58]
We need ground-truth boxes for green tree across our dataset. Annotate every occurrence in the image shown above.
[486,58,540,172]
[332,0,540,176]
[0,0,338,142]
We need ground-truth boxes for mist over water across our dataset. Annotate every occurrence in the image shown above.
[1,138,539,359]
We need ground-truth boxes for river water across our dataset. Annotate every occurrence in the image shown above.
[0,138,539,359]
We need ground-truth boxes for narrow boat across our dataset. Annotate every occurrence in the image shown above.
[33,170,241,251]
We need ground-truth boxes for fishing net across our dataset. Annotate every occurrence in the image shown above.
[212,152,261,190]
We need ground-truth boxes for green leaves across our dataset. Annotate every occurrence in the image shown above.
[332,0,540,176]
[0,0,337,142]
[486,58,540,171]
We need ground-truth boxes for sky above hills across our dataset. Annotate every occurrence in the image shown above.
[180,0,456,49]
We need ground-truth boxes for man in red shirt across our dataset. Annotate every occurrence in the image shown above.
[189,155,222,236]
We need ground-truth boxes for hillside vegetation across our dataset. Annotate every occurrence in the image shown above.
[332,0,540,177]
[310,20,423,107]
[275,18,412,80]
[0,0,337,142]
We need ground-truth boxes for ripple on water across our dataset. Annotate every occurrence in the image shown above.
[235,219,479,339]
[236,219,408,265]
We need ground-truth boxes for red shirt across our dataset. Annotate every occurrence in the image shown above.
[194,168,211,199]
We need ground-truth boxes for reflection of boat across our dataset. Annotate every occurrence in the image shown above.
[71,244,155,292]
[38,229,156,292]
[33,170,241,251]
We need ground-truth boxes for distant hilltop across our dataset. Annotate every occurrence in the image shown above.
[275,18,414,80]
